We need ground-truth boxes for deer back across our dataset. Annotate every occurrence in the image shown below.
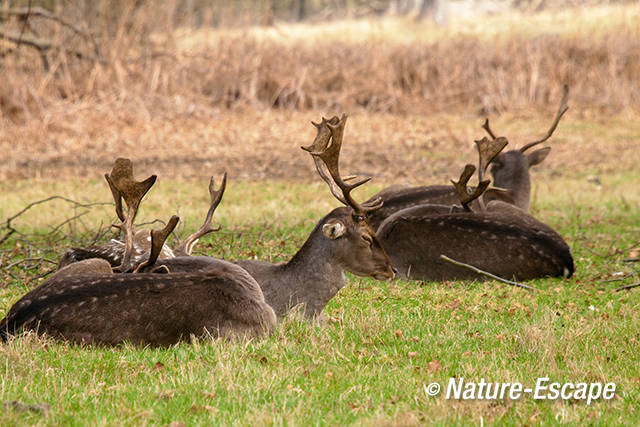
[58,229,175,270]
[0,261,275,346]
[377,201,573,281]
[365,145,551,231]
[365,185,477,230]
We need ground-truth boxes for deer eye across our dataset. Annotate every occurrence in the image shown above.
[353,214,365,222]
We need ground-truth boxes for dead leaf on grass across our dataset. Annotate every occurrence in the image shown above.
[427,360,442,372]
[190,405,218,414]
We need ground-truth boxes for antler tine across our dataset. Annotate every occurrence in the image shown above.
[134,215,180,273]
[104,173,125,222]
[176,172,228,256]
[105,158,157,272]
[481,118,498,140]
[474,136,509,182]
[520,84,569,153]
[451,164,490,212]
[305,114,376,214]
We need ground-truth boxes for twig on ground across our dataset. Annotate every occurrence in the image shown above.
[439,254,536,291]
[602,275,632,283]
[615,283,640,292]
[2,256,56,271]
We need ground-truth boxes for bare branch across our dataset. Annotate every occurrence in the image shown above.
[615,283,640,292]
[0,196,111,245]
[440,254,537,291]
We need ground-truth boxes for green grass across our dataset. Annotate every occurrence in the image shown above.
[1,171,639,425]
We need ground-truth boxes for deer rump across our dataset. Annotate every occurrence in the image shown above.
[376,202,574,282]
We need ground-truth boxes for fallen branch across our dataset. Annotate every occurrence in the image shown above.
[615,283,640,292]
[602,275,632,283]
[440,254,536,291]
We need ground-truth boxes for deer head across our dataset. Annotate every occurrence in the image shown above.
[302,114,395,281]
[481,85,569,211]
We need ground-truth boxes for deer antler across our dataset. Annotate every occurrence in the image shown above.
[474,136,509,183]
[175,173,227,256]
[451,164,490,212]
[481,118,498,140]
[301,116,351,206]
[104,158,157,272]
[134,215,180,273]
[519,85,569,152]
[302,114,381,215]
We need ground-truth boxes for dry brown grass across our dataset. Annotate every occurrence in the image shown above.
[0,2,639,181]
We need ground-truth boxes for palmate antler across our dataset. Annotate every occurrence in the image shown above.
[474,136,509,183]
[105,158,178,273]
[451,164,490,212]
[105,158,157,272]
[301,114,382,215]
[175,173,227,256]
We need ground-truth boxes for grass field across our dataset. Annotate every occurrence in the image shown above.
[0,157,639,424]
[1,1,640,425]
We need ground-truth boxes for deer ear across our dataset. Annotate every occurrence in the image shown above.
[322,221,346,239]
[526,147,551,168]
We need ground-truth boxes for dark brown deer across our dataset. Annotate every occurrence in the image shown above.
[0,159,276,346]
[376,161,574,281]
[365,86,569,230]
[160,115,396,318]
[56,117,395,320]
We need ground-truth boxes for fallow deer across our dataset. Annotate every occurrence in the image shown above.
[38,120,396,321]
[156,115,396,319]
[0,159,276,346]
[365,86,569,230]
[375,161,574,282]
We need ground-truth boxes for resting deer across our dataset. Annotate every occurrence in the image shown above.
[229,114,395,318]
[159,115,395,318]
[376,160,574,281]
[0,159,276,346]
[57,117,396,319]
[365,86,569,230]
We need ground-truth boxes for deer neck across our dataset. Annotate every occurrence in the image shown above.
[495,169,531,212]
[269,218,346,318]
